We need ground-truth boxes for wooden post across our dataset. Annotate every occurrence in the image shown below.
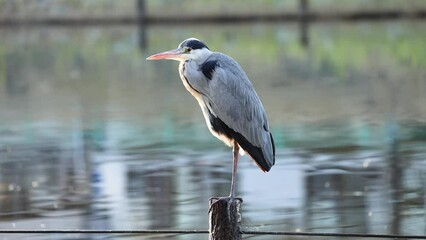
[209,197,243,240]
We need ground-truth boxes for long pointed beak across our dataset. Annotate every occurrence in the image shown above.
[146,48,182,61]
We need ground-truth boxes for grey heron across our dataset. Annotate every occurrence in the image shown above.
[147,38,275,198]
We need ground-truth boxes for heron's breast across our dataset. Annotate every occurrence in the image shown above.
[179,62,203,100]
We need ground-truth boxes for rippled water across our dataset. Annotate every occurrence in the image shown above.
[0,21,425,239]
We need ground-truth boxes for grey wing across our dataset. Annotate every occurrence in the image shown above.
[204,56,275,171]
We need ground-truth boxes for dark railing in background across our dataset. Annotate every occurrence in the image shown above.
[136,0,147,50]
[0,0,425,50]
[0,229,426,239]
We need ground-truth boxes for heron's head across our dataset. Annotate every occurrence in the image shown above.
[147,38,212,63]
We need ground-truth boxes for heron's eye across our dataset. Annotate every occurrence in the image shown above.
[184,47,191,53]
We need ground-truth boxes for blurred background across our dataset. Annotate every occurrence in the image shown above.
[0,0,425,239]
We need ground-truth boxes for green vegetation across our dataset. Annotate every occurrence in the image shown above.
[0,3,425,149]
[1,0,425,18]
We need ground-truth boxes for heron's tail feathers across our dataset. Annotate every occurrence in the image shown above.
[236,132,275,172]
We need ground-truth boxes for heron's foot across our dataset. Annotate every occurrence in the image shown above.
[226,197,235,223]
[209,197,243,225]
[210,197,234,223]
[208,197,231,214]
[208,197,242,216]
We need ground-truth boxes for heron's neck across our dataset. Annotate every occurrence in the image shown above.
[188,48,212,65]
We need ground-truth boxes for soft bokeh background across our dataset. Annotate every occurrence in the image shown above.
[0,1,426,239]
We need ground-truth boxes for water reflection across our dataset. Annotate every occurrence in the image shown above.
[306,170,369,233]
[0,21,425,239]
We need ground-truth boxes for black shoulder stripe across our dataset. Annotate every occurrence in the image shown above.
[201,60,218,80]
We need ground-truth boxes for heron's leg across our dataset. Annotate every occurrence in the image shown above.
[229,141,239,198]
[208,142,239,214]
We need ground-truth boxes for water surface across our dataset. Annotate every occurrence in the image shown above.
[0,21,425,239]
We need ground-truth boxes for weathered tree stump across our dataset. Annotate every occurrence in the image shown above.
[209,197,242,240]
